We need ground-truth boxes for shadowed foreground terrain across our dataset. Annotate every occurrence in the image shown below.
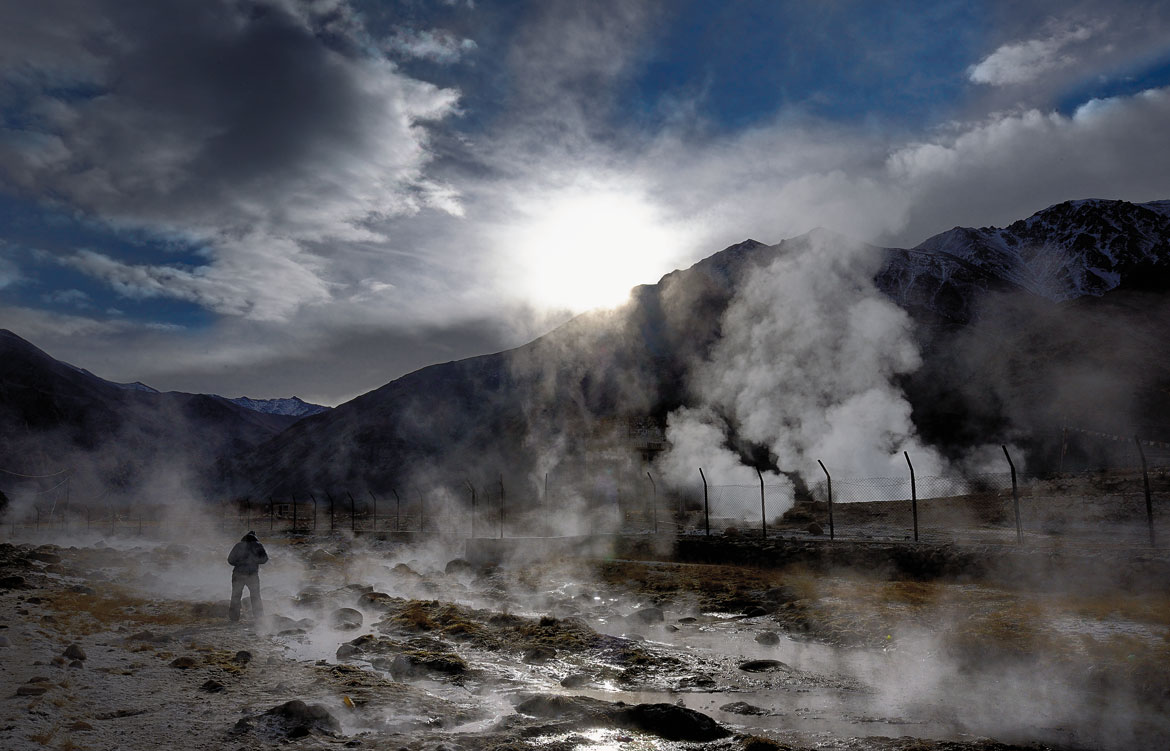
[1,530,1168,750]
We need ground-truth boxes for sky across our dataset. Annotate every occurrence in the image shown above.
[1,0,1169,406]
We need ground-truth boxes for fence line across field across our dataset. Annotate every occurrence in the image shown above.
[3,428,1167,547]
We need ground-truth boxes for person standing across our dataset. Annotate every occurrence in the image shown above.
[227,530,268,622]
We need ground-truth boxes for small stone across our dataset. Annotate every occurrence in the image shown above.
[738,659,788,673]
[64,644,87,660]
[719,701,771,716]
[69,584,97,595]
[69,660,84,669]
[806,522,824,536]
[233,650,252,664]
[742,605,769,618]
[169,656,198,669]
[336,644,361,660]
[16,685,48,696]
[631,607,665,624]
[200,680,225,693]
[755,631,781,645]
[0,576,26,589]
[28,551,61,564]
[66,721,93,731]
[0,636,9,647]
[523,646,556,664]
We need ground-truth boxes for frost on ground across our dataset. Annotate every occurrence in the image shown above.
[0,534,1168,751]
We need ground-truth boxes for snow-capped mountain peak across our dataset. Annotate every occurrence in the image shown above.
[227,395,330,418]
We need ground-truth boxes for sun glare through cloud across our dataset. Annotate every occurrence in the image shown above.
[502,188,688,313]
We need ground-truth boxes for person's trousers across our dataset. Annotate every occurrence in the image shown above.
[229,571,263,621]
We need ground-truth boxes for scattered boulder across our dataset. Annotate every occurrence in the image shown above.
[261,699,341,739]
[522,646,556,664]
[200,680,225,693]
[742,605,770,618]
[444,559,474,576]
[389,651,467,679]
[560,673,590,688]
[63,644,87,661]
[309,549,338,565]
[358,592,395,610]
[755,631,781,646]
[68,660,84,669]
[169,656,198,669]
[336,643,361,660]
[28,551,61,564]
[68,584,97,595]
[738,659,788,673]
[127,630,168,643]
[391,562,419,576]
[233,650,252,664]
[16,684,48,696]
[616,703,730,742]
[719,701,772,715]
[332,608,363,630]
[66,721,94,731]
[0,576,26,589]
[806,522,824,536]
[630,607,665,624]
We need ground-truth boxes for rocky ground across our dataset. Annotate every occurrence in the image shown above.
[1,533,1168,751]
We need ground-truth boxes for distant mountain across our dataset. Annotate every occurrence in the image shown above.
[228,396,330,418]
[224,198,1170,498]
[0,330,300,500]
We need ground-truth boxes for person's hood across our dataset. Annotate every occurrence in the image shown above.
[241,531,258,542]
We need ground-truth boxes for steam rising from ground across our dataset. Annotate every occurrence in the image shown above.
[658,231,947,503]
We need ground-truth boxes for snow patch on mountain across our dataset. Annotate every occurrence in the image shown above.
[913,199,1170,301]
[228,396,330,417]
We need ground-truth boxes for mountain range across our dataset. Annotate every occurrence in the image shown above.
[3,198,1169,503]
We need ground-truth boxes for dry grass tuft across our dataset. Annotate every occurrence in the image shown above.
[45,588,192,634]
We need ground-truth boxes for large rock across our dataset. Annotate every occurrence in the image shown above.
[630,607,664,624]
[0,575,26,589]
[331,608,363,630]
[261,700,340,738]
[616,703,730,741]
[63,644,86,660]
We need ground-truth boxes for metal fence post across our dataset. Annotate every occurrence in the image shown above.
[347,491,356,533]
[756,468,766,539]
[699,467,710,537]
[269,497,274,533]
[544,472,548,508]
[499,475,505,539]
[370,490,380,532]
[292,494,298,533]
[817,460,834,540]
[1136,436,1156,547]
[417,489,425,533]
[904,451,918,542]
[467,481,477,538]
[1002,445,1022,544]
[326,491,335,532]
[647,472,657,534]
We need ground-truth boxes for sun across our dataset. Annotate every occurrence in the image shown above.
[503,188,686,312]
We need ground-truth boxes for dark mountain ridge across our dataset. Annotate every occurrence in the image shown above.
[226,199,1170,498]
[4,198,1168,502]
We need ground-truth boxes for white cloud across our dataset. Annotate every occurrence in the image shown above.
[968,22,1102,86]
[383,28,477,64]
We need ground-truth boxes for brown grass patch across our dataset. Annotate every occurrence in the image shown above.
[44,588,192,634]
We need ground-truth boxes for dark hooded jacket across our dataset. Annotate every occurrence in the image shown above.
[228,532,268,575]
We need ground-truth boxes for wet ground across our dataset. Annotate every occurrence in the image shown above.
[1,533,1168,750]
